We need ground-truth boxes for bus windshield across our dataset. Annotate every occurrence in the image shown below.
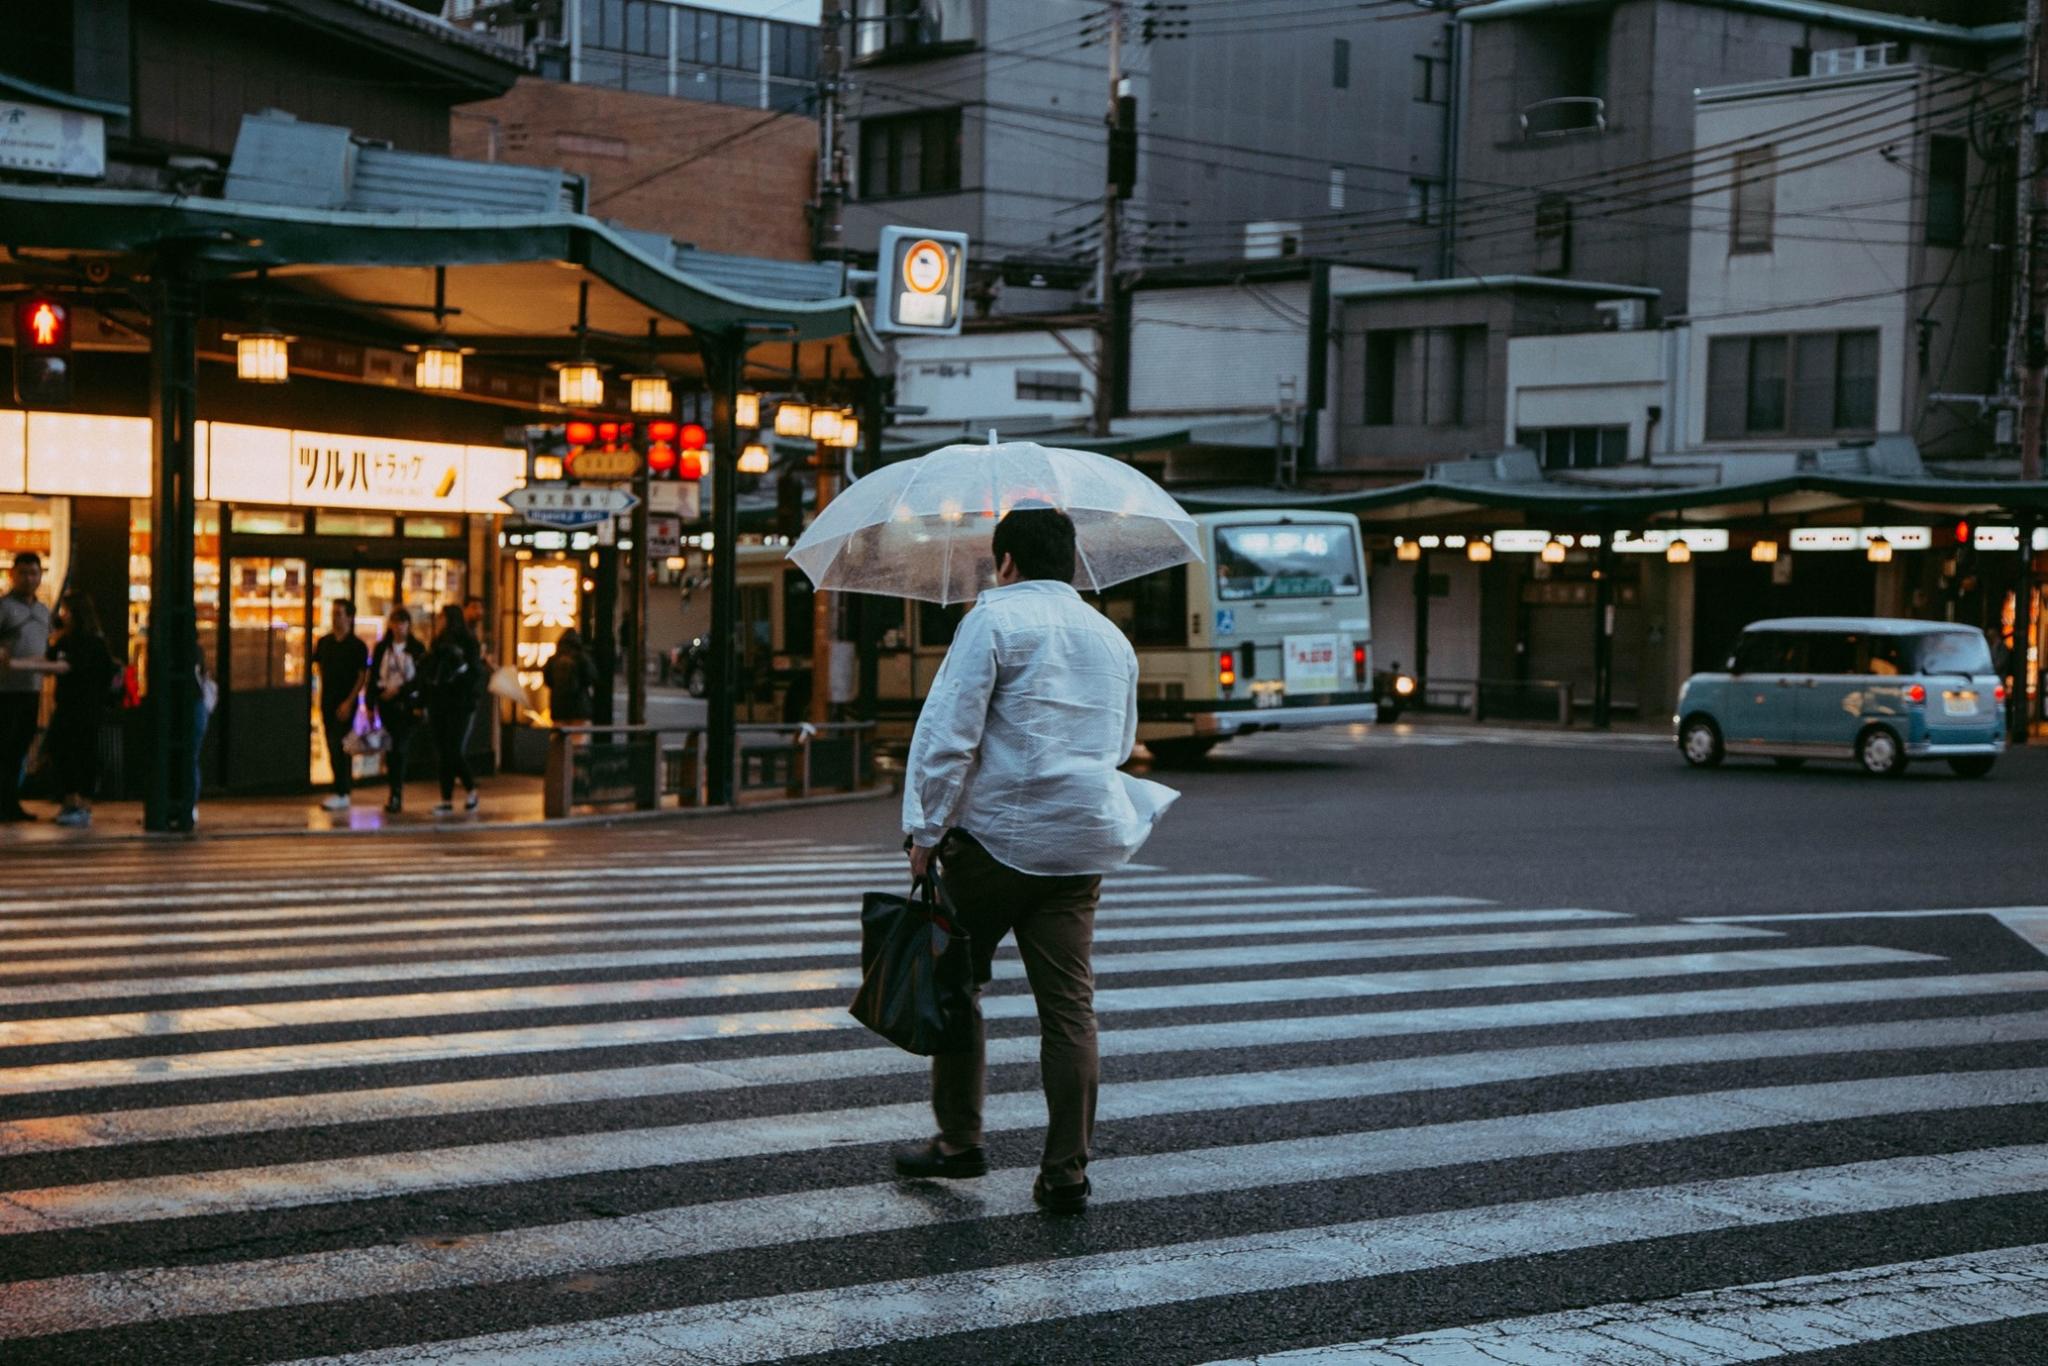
[1214,524,1362,601]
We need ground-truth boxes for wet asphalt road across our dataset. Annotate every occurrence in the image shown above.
[2,724,2046,1364]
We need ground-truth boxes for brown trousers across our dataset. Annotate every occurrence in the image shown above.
[932,831,1102,1186]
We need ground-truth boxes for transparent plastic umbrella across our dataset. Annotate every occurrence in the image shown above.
[786,439,1203,604]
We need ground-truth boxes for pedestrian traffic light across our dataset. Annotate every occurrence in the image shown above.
[13,295,73,406]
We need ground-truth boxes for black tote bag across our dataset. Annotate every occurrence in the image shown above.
[849,874,978,1056]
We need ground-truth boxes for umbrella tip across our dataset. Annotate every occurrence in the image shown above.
[988,428,998,447]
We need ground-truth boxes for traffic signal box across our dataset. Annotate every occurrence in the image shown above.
[12,296,73,406]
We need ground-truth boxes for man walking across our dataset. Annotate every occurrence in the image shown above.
[895,506,1176,1213]
[314,598,369,812]
[0,552,56,823]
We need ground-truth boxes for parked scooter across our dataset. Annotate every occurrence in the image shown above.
[1374,661,1418,721]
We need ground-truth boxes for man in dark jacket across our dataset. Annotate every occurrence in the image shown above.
[545,629,597,724]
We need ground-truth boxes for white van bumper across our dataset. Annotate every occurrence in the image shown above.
[1193,700,1380,738]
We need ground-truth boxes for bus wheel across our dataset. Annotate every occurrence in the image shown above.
[1146,738,1218,766]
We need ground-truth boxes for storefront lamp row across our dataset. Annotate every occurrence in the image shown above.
[0,410,521,514]
[1389,526,2048,558]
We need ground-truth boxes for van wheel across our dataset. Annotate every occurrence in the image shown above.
[1947,756,1996,779]
[1146,738,1218,766]
[1772,757,1806,770]
[1679,716,1723,768]
[1857,726,1907,778]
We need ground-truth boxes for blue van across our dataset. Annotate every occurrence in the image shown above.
[1675,617,2006,778]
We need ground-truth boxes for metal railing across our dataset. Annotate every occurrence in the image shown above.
[543,721,877,818]
[1471,678,1575,726]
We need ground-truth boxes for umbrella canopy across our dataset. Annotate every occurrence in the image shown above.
[788,440,1203,604]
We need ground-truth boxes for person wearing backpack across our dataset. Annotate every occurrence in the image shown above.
[425,603,484,814]
[544,628,597,725]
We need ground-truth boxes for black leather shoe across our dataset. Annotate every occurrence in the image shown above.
[893,1141,988,1179]
[1033,1174,1091,1214]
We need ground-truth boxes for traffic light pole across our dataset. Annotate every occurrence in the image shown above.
[145,251,200,833]
[704,330,745,806]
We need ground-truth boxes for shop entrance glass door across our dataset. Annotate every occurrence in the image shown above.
[310,565,398,788]
[225,556,311,790]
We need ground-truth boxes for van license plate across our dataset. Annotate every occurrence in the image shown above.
[1252,683,1284,710]
[1942,690,1977,716]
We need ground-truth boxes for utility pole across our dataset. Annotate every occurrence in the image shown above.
[1094,0,1133,437]
[815,8,849,262]
[2010,0,2048,480]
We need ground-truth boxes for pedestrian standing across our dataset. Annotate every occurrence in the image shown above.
[543,628,596,724]
[368,608,425,815]
[425,603,483,814]
[895,507,1177,1214]
[46,591,114,828]
[0,551,56,823]
[313,598,369,813]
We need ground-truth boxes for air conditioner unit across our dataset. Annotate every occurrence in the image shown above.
[1595,298,1646,331]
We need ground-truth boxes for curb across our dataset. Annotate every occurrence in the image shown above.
[0,785,894,848]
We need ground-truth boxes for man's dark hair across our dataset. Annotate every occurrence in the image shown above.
[331,597,356,621]
[991,506,1077,583]
[10,552,40,570]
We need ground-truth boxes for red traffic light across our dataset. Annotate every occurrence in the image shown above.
[678,422,708,451]
[1954,520,1972,546]
[678,451,703,481]
[564,420,597,447]
[22,299,67,349]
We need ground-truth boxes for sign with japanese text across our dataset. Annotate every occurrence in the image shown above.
[503,483,638,529]
[1282,633,1342,695]
[202,422,522,514]
[0,101,105,179]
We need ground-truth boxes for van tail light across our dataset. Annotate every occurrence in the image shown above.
[1219,650,1236,690]
[1354,643,1368,686]
[1906,684,1927,704]
[1995,683,2008,703]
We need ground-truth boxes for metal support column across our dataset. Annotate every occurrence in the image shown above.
[704,330,745,805]
[144,252,200,832]
[1411,551,1431,695]
[627,459,650,726]
[591,544,617,726]
[1592,533,1617,729]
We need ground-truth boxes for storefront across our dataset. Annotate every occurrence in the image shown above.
[2,409,520,793]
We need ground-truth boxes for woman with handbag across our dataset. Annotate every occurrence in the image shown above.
[45,591,113,829]
[424,604,484,815]
[368,607,425,815]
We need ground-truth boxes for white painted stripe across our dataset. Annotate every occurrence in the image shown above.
[2,1056,2043,1243]
[0,942,1903,1050]
[9,1081,2046,1340]
[1206,1244,2048,1365]
[7,999,2040,1160]
[0,923,1774,1009]
[0,872,1272,930]
[269,1142,2048,1366]
[0,889,1406,951]
[1689,906,2048,963]
[11,965,2028,1100]
[0,905,1580,983]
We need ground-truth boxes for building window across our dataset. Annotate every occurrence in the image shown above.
[1334,38,1351,89]
[1329,166,1347,211]
[1413,55,1446,104]
[855,0,975,59]
[1705,330,1882,439]
[1927,135,1968,246]
[1016,369,1084,403]
[1534,194,1572,275]
[1516,426,1629,470]
[859,108,963,198]
[1730,146,1775,253]
[1362,330,1405,426]
[1408,178,1440,226]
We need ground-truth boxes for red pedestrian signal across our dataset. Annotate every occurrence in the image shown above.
[12,296,74,406]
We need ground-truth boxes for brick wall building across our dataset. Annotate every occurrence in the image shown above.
[451,77,817,261]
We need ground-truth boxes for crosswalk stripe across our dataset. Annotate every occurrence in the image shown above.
[0,905,1589,982]
[11,967,2034,1100]
[7,1072,2046,1339]
[0,923,1778,1009]
[0,943,1915,1050]
[7,998,2041,1161]
[268,1142,2048,1366]
[0,889,1413,951]
[3,1053,2043,1241]
[0,872,1267,929]
[1204,1243,2048,1365]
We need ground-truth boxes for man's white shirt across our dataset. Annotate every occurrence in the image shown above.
[902,579,1177,876]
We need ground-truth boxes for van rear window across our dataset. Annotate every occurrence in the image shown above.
[1215,525,1362,601]
[1913,631,1994,675]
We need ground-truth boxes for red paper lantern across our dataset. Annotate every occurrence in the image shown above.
[679,451,703,481]
[564,420,597,447]
[598,421,620,446]
[679,422,709,451]
[647,442,677,473]
[649,420,679,444]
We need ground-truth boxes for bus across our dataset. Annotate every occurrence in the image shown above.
[671,509,1377,758]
